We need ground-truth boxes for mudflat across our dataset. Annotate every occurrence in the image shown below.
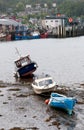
[0,81,84,130]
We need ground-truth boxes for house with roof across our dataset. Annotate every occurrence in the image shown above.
[41,15,72,37]
[42,16,69,29]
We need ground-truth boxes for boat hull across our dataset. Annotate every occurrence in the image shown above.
[17,62,37,77]
[33,85,55,94]
[15,35,40,40]
[46,93,77,115]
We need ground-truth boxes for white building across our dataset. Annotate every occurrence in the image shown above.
[26,5,32,9]
[41,16,70,37]
[42,16,68,29]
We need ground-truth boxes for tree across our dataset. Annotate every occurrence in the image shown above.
[58,0,84,17]
[16,2,25,11]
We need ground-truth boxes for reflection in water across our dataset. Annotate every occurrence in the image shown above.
[14,74,34,84]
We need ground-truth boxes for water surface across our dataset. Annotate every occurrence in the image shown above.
[0,37,84,86]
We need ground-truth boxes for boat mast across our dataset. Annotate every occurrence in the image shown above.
[15,48,22,58]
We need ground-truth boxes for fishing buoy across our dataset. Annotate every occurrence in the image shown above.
[68,17,73,23]
[45,99,49,104]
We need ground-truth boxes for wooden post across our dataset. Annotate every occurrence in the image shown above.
[62,19,66,38]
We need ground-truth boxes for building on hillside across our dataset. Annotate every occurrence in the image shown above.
[41,16,70,37]
[35,4,41,9]
[42,16,69,29]
[25,5,32,14]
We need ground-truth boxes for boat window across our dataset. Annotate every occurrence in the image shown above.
[35,82,38,86]
[39,79,53,86]
[21,61,28,66]
[48,79,53,84]
[39,81,45,86]
[21,57,31,66]
[16,61,21,68]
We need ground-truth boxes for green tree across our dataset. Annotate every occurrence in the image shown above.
[16,2,25,11]
[58,0,84,17]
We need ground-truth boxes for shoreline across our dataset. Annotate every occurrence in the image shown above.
[0,80,84,130]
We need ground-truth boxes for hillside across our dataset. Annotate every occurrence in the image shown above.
[0,0,63,10]
[0,0,84,17]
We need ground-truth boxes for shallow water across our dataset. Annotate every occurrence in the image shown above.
[0,37,84,86]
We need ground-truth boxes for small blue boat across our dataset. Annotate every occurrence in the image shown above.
[45,92,77,115]
[14,54,38,78]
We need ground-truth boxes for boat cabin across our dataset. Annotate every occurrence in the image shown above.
[15,55,31,68]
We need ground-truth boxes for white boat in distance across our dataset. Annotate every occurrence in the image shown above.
[32,75,56,94]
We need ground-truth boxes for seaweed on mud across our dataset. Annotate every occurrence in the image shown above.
[8,96,12,100]
[45,116,51,122]
[9,127,25,130]
[3,101,8,104]
[15,93,36,98]
[0,94,4,96]
[9,127,39,130]
[52,121,60,129]
[7,88,21,91]
[0,85,6,88]
[16,94,28,97]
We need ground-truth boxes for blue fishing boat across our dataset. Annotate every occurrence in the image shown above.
[15,30,40,40]
[45,92,77,115]
[14,49,38,78]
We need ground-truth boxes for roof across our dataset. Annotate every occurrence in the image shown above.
[45,16,67,20]
[0,19,22,26]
